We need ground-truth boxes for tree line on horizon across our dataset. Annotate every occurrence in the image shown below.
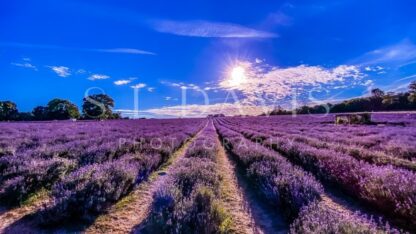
[266,81,416,116]
[2,81,416,121]
[0,94,122,121]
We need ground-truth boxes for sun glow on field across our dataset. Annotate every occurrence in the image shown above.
[229,66,247,87]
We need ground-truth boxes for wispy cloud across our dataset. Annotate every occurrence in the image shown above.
[373,74,416,94]
[151,19,277,38]
[88,74,110,81]
[0,42,156,56]
[130,83,146,89]
[351,39,416,66]
[93,48,156,55]
[147,87,155,92]
[47,66,71,77]
[11,62,37,71]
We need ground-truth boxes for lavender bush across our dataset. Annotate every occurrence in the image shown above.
[290,201,398,234]
[39,158,138,223]
[146,122,231,233]
[215,122,323,219]
[0,119,204,210]
[218,116,416,228]
[0,119,204,226]
[0,157,75,205]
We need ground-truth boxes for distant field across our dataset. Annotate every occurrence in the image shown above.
[0,113,415,233]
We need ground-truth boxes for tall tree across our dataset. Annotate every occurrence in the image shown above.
[369,88,385,111]
[47,99,80,120]
[16,112,34,121]
[382,92,398,106]
[111,112,122,119]
[409,93,416,103]
[409,81,416,93]
[371,88,385,98]
[408,81,416,103]
[265,83,416,116]
[0,101,18,121]
[82,94,115,119]
[32,106,49,120]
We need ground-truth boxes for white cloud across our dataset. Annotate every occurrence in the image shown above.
[143,103,268,118]
[162,81,205,91]
[203,85,221,91]
[114,79,132,85]
[352,39,416,66]
[22,57,31,61]
[363,80,374,86]
[161,81,182,87]
[373,74,416,94]
[151,19,277,38]
[164,96,178,101]
[114,77,137,86]
[115,103,269,118]
[218,61,366,105]
[255,58,264,64]
[93,48,156,55]
[88,74,110,81]
[0,42,155,56]
[47,66,70,77]
[364,66,384,72]
[147,87,155,92]
[172,83,181,87]
[130,83,146,89]
[11,62,37,71]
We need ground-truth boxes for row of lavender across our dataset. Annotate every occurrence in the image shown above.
[217,116,416,230]
[264,112,416,126]
[221,117,416,171]
[0,119,205,224]
[214,120,396,233]
[246,114,416,160]
[0,119,204,162]
[145,121,230,233]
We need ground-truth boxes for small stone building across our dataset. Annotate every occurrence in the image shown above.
[335,113,372,125]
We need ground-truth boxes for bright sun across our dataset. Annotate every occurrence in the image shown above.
[229,66,247,86]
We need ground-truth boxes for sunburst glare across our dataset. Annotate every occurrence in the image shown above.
[229,65,247,87]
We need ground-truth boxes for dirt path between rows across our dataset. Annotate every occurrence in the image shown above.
[85,129,204,234]
[0,189,50,232]
[215,135,288,234]
[216,137,256,234]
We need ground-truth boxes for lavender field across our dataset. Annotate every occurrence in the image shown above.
[0,113,415,233]
[3,0,416,232]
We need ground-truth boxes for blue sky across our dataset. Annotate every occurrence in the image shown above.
[1,0,416,117]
